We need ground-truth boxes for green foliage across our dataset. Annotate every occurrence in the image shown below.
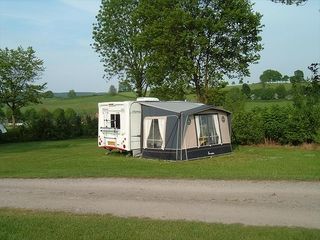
[0,108,5,121]
[118,79,133,93]
[305,63,320,105]
[35,108,54,140]
[290,66,320,109]
[92,0,148,97]
[108,85,117,96]
[232,103,320,145]
[206,88,226,106]
[82,115,98,137]
[0,46,46,127]
[43,90,54,98]
[223,88,246,114]
[149,79,188,101]
[0,108,97,143]
[274,84,287,99]
[260,69,282,84]
[93,0,264,102]
[232,110,264,145]
[67,90,77,98]
[271,0,308,5]
[65,108,82,138]
[52,108,68,139]
[241,83,251,98]
[260,105,290,143]
[138,0,263,103]
[248,84,289,100]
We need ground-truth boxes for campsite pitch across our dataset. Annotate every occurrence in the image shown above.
[0,139,319,180]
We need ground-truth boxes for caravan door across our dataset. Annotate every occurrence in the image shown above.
[130,102,141,150]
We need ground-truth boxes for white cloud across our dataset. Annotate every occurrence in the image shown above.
[59,0,100,14]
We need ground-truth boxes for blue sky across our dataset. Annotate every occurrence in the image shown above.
[0,0,319,92]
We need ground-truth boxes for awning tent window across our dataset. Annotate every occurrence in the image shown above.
[195,114,221,146]
[143,117,166,149]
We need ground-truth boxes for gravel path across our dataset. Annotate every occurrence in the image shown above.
[0,178,319,229]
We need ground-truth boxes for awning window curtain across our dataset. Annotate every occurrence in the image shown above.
[143,117,167,149]
[195,114,221,147]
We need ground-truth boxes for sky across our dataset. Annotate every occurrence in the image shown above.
[0,0,319,92]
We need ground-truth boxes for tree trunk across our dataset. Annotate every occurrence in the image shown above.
[194,73,204,103]
[135,79,143,97]
[203,54,209,104]
[11,113,16,128]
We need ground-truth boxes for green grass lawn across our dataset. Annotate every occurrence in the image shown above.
[0,208,319,240]
[0,138,319,180]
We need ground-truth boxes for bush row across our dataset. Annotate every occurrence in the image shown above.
[0,108,97,143]
[232,104,320,145]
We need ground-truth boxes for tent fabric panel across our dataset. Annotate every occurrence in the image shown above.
[219,113,231,144]
[181,144,232,160]
[142,143,232,160]
[143,118,152,149]
[213,114,222,144]
[182,116,197,149]
[141,105,178,116]
[140,101,204,113]
[163,116,180,149]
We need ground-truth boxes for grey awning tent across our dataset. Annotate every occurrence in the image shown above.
[139,101,232,160]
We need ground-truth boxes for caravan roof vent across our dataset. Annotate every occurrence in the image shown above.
[136,97,160,102]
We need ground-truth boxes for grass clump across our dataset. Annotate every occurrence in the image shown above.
[0,138,319,180]
[0,208,319,240]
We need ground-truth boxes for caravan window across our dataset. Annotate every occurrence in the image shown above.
[143,117,166,149]
[195,114,221,146]
[111,114,120,129]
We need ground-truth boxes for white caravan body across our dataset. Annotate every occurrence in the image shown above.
[98,98,159,153]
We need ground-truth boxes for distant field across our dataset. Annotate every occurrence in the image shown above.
[19,90,292,114]
[226,82,292,91]
[0,138,319,180]
[245,99,292,110]
[1,209,319,240]
[24,92,136,114]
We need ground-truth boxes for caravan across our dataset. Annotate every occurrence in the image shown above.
[98,98,232,160]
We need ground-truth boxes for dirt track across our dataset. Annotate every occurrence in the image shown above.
[0,178,319,229]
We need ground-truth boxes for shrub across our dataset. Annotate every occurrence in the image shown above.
[65,108,82,138]
[52,108,68,139]
[232,111,264,145]
[260,105,291,144]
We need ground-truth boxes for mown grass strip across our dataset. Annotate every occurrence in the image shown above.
[0,208,319,240]
[0,138,319,180]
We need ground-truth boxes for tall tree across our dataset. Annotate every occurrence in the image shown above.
[241,83,251,98]
[0,46,45,127]
[118,79,133,92]
[67,89,76,98]
[270,0,307,5]
[260,69,283,84]
[93,0,149,97]
[138,0,263,103]
[108,85,117,95]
